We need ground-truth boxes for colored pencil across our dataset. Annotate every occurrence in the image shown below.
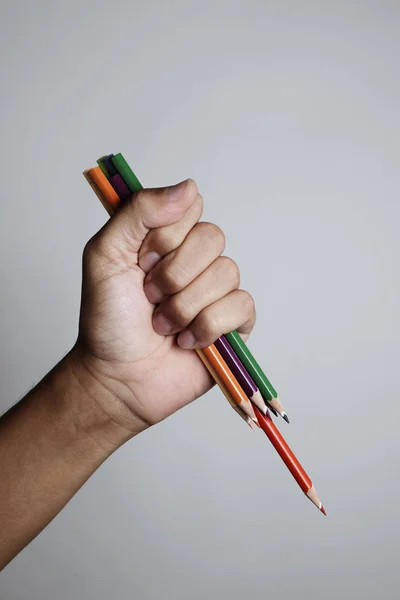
[83,153,326,514]
[225,330,288,422]
[214,336,267,414]
[86,166,120,212]
[96,156,109,176]
[83,169,113,217]
[254,406,325,514]
[111,153,143,193]
[196,349,256,430]
[109,173,131,202]
[104,154,118,177]
[202,345,258,422]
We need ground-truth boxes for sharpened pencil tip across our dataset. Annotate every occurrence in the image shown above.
[320,506,326,516]
[270,408,279,417]
[282,412,290,423]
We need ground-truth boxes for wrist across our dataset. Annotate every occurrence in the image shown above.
[54,346,147,454]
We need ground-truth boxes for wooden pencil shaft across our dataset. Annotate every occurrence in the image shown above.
[215,337,267,413]
[88,167,120,210]
[195,349,254,428]
[215,337,258,397]
[202,345,256,421]
[254,406,311,492]
[111,153,143,193]
[83,170,114,216]
[109,173,131,201]
[225,331,278,401]
[96,156,109,176]
[104,154,118,177]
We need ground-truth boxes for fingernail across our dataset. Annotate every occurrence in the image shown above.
[153,313,173,335]
[168,179,189,202]
[144,281,164,304]
[178,330,196,349]
[139,251,161,273]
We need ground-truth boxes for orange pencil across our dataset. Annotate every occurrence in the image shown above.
[82,170,112,216]
[196,349,256,430]
[86,166,120,212]
[202,345,258,423]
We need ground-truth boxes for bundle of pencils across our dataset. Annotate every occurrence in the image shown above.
[83,153,325,515]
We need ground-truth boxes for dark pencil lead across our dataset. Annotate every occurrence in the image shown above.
[266,410,273,421]
[320,506,327,516]
[270,408,279,417]
[282,413,290,424]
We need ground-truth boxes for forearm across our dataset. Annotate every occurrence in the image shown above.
[0,349,137,571]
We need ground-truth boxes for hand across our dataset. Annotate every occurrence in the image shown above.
[74,180,256,435]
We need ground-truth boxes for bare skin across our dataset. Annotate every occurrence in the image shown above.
[0,180,256,570]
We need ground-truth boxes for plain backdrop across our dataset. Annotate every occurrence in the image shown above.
[1,1,399,599]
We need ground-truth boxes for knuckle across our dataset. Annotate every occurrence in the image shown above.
[195,222,226,251]
[194,193,204,218]
[161,262,187,291]
[186,179,199,198]
[166,296,193,326]
[240,290,256,315]
[218,256,240,287]
[83,237,96,262]
[134,189,147,211]
[195,310,220,342]
[83,234,108,263]
[150,228,175,254]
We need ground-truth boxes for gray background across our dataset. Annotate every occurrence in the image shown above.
[1,1,399,598]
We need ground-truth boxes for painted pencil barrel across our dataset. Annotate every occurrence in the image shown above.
[104,154,118,177]
[195,349,253,428]
[96,156,109,176]
[109,174,131,202]
[225,330,278,401]
[215,336,258,398]
[111,153,143,193]
[88,167,120,210]
[254,406,311,493]
[202,344,256,421]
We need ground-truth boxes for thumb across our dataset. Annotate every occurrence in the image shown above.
[98,179,198,260]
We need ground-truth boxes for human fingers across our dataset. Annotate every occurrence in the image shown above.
[152,256,241,335]
[138,193,204,273]
[84,179,198,269]
[143,222,226,304]
[176,289,256,350]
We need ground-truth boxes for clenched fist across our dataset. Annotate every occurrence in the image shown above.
[75,179,256,435]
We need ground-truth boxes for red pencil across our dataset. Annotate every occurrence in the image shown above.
[254,406,325,514]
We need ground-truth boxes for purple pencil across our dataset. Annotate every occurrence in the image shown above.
[109,174,131,202]
[215,336,268,415]
[104,154,118,177]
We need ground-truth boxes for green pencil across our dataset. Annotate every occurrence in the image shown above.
[111,153,143,193]
[225,332,288,421]
[96,156,109,176]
